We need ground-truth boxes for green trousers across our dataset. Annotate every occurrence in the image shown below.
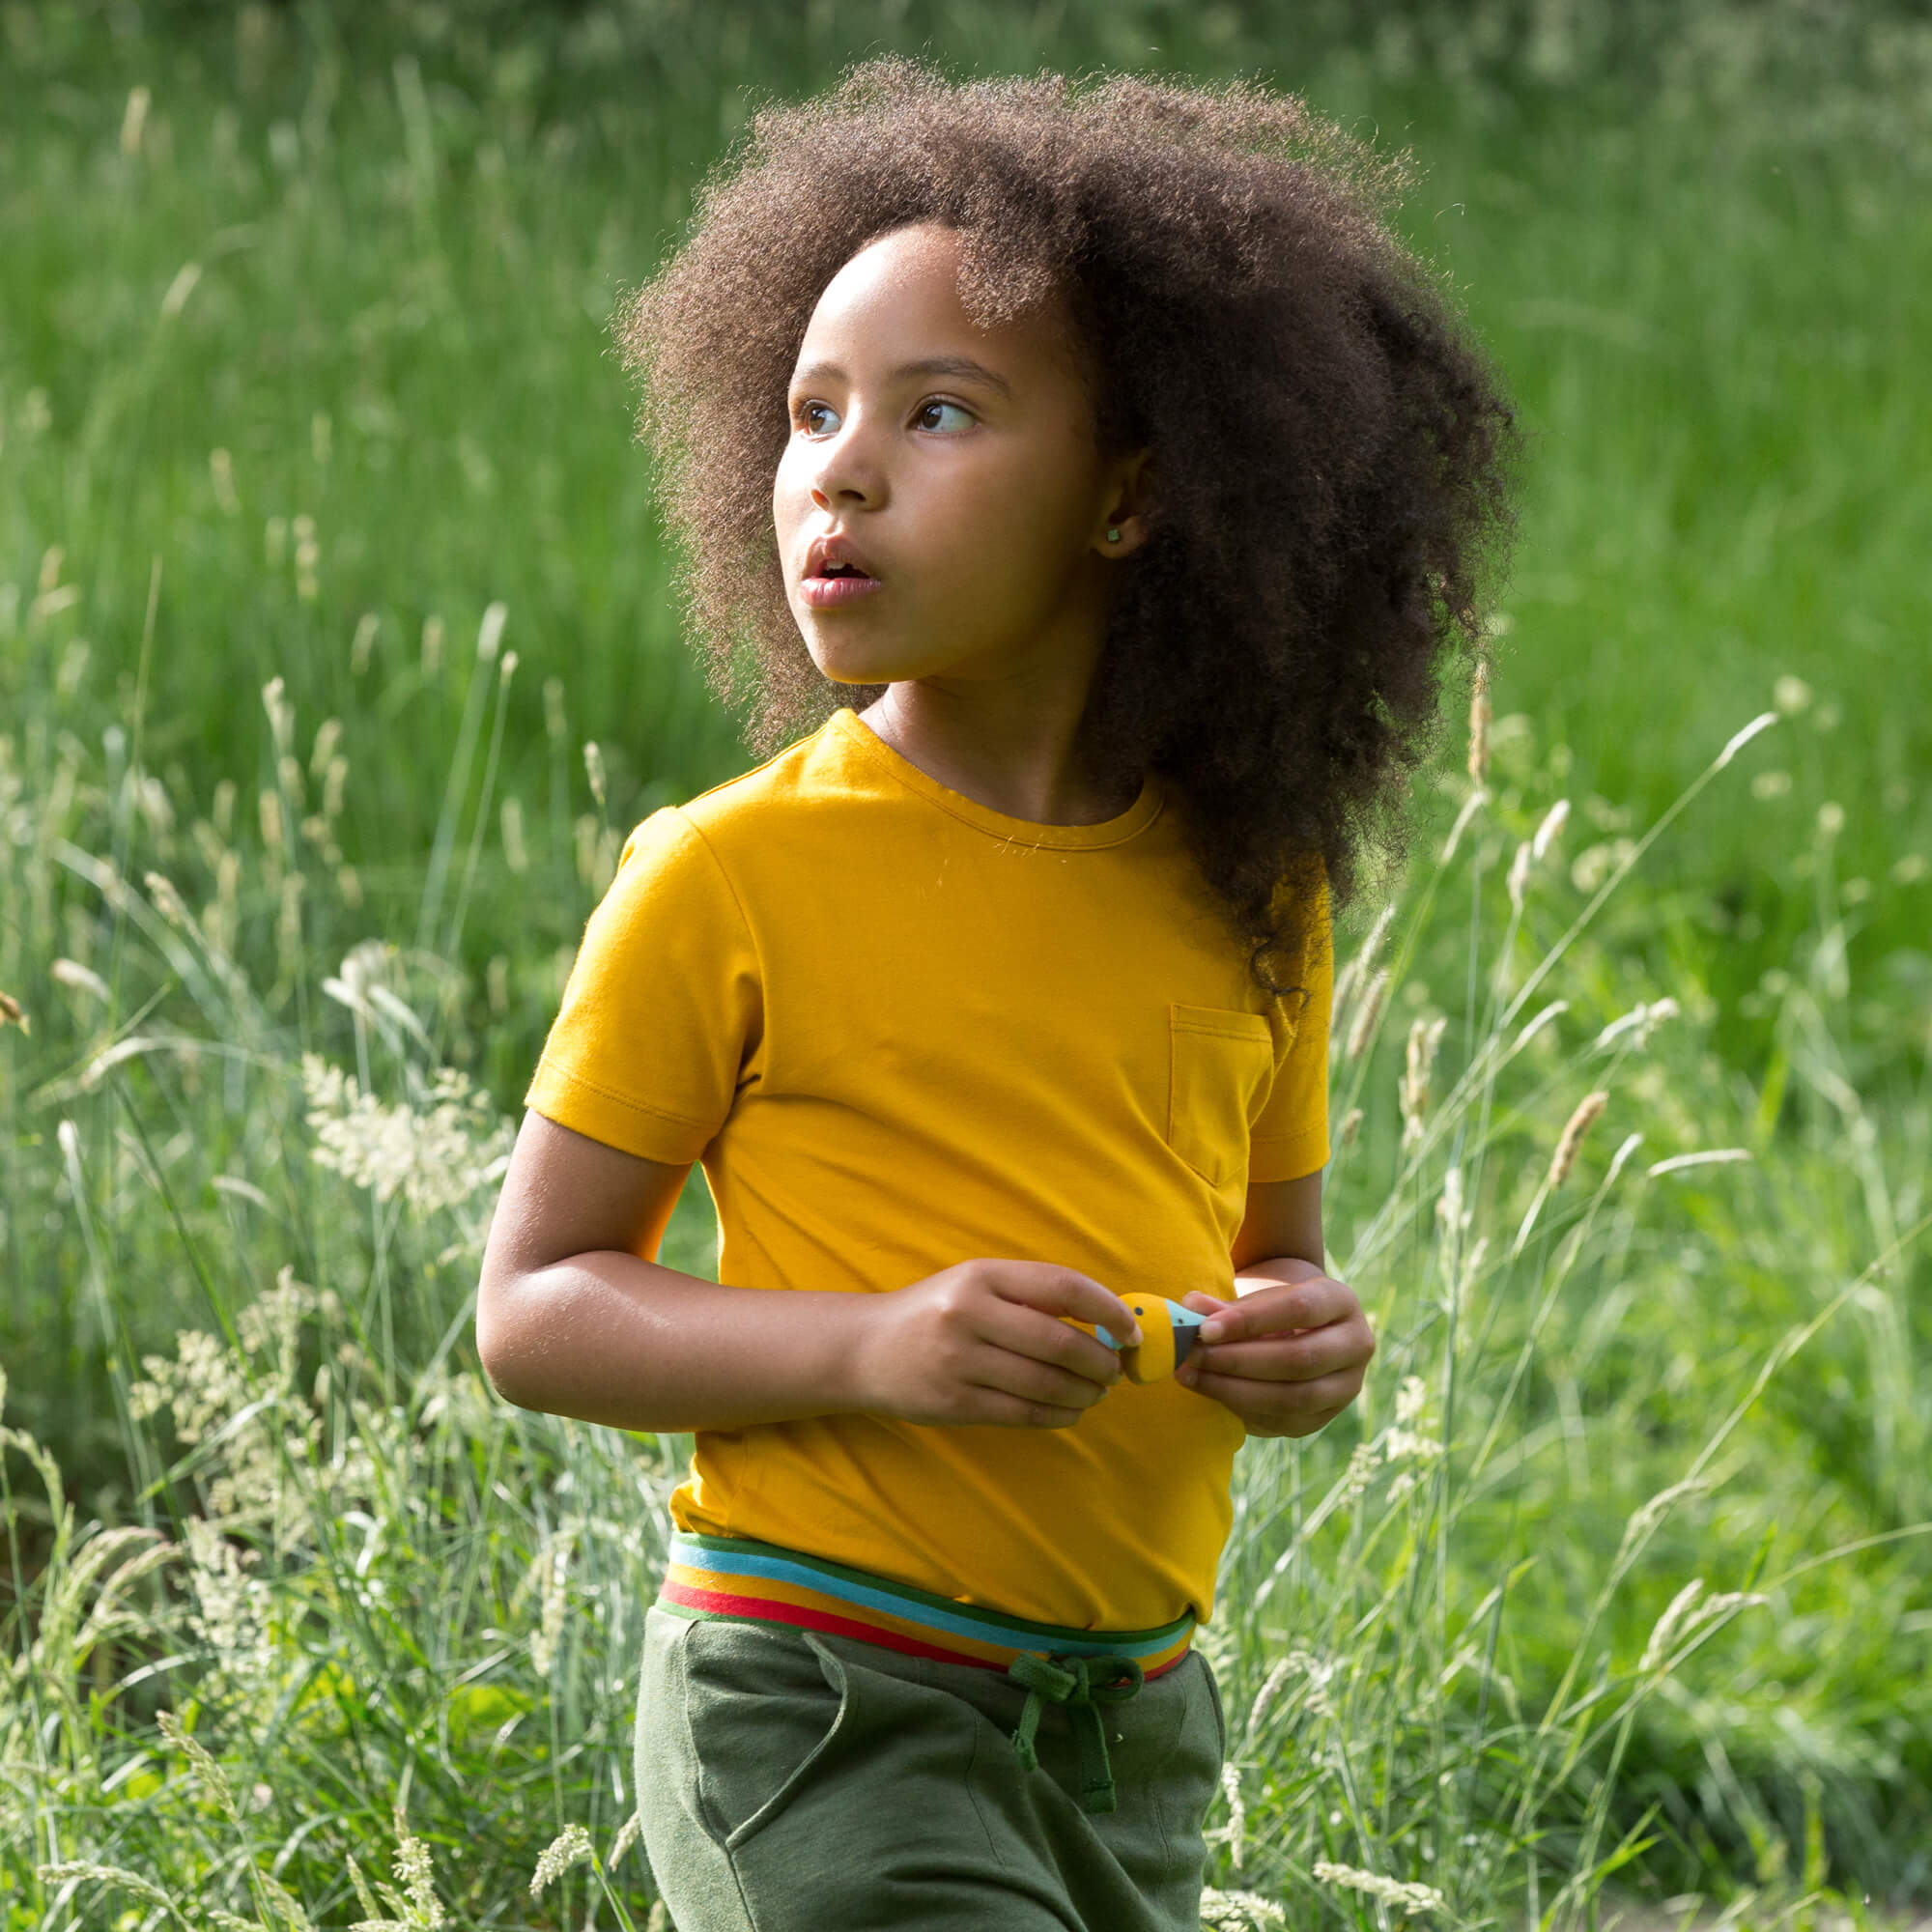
[634,1605,1226,1931]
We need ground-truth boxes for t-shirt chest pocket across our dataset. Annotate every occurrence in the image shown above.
[1166,1005,1281,1191]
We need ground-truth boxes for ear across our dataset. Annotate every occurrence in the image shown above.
[1093,447,1155,560]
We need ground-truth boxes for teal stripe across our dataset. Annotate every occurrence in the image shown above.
[669,1532,1193,1657]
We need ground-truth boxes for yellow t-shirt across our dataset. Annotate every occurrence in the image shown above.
[526,706,1330,1632]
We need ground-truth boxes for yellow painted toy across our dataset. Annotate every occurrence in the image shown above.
[1088,1294,1212,1384]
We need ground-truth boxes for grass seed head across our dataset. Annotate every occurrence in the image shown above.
[158,1707,240,1824]
[35,1863,176,1913]
[1219,1761,1246,1872]
[345,1855,384,1924]
[609,1810,644,1867]
[1245,1655,1295,1739]
[51,957,110,1002]
[529,1823,593,1899]
[1339,1441,1378,1507]
[1314,1861,1448,1917]
[1507,839,1532,910]
[262,676,294,753]
[1548,1090,1608,1187]
[392,1833,446,1927]
[530,1523,576,1679]
[0,989,27,1034]
[145,870,191,929]
[1532,796,1571,860]
[1345,968,1389,1062]
[1399,1014,1447,1146]
[324,755,348,820]
[1200,1889,1286,1929]
[309,717,342,778]
[1466,657,1492,785]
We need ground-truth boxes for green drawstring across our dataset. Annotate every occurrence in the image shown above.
[1005,1651,1147,1814]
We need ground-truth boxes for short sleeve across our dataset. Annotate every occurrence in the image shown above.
[525,808,762,1164]
[1246,891,1333,1184]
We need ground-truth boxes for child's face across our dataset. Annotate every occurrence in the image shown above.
[775,221,1144,692]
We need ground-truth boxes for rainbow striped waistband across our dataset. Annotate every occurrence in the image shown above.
[657,1531,1195,1679]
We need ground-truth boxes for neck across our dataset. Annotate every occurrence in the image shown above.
[858,672,1136,826]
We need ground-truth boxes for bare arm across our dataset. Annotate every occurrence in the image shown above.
[475,1111,1139,1435]
[1175,1170,1377,1437]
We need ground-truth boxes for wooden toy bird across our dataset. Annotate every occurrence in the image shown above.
[1092,1294,1212,1384]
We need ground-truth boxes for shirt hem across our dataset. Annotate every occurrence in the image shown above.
[1247,1129,1331,1183]
[525,1058,715,1165]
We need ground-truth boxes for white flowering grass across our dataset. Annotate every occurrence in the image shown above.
[301,1053,512,1216]
[6,668,1920,1929]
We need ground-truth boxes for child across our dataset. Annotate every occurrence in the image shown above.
[477,57,1514,1932]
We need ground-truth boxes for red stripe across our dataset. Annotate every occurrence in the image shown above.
[662,1579,1003,1669]
[659,1578,1191,1680]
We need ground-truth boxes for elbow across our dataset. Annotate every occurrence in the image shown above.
[474,1268,539,1410]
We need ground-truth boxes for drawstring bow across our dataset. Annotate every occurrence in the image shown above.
[1004,1651,1146,1815]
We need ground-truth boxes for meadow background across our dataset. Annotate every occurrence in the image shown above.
[2,0,1929,1924]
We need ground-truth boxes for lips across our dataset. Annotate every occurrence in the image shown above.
[805,532,877,581]
[798,530,885,609]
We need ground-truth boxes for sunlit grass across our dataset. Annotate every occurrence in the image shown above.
[3,4,1930,1923]
[5,621,1925,1921]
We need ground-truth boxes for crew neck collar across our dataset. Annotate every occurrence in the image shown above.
[828,708,1164,851]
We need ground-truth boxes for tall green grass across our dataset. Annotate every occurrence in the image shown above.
[5,671,1925,1922]
[3,1,1929,1918]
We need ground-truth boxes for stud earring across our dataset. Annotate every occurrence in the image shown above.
[1105,527,1122,544]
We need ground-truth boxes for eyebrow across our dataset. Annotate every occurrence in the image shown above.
[788,355,1013,399]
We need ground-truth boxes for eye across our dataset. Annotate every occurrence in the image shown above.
[913,399,974,434]
[796,401,840,437]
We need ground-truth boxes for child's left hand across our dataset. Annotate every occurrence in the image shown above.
[1174,1271,1374,1437]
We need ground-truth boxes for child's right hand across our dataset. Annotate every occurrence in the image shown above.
[850,1261,1142,1430]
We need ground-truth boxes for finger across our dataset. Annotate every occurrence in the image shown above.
[959,1380,1093,1430]
[992,1263,1141,1348]
[1188,1319,1374,1384]
[973,1332,1119,1409]
[993,1355,1116,1411]
[1197,1275,1357,1345]
[980,1298,1125,1387]
[1179,1290,1229,1320]
[1177,1364,1366,1423]
[1187,1337,1327,1383]
[1178,1355,1365,1406]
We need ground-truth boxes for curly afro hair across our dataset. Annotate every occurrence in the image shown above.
[615,56,1518,991]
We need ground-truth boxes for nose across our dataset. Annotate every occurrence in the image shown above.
[808,414,885,513]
